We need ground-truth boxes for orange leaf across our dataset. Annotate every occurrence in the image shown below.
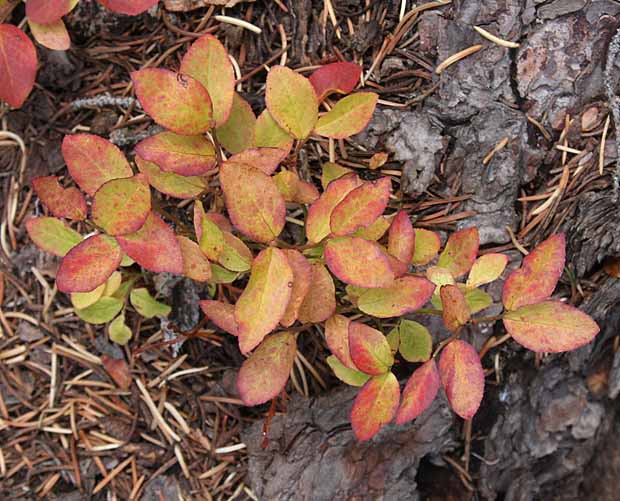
[351,372,400,441]
[330,177,391,236]
[280,250,312,327]
[180,34,235,127]
[135,132,216,176]
[266,66,318,139]
[26,217,82,257]
[309,62,362,101]
[356,276,435,318]
[437,227,479,278]
[440,284,471,332]
[503,300,599,353]
[395,359,440,424]
[324,236,395,288]
[348,321,393,375]
[439,340,484,420]
[466,253,508,288]
[387,211,414,265]
[32,176,86,220]
[273,169,319,204]
[315,92,378,139]
[215,92,256,154]
[237,331,297,406]
[297,263,336,324]
[57,234,122,293]
[200,300,238,336]
[325,314,356,369]
[136,155,206,199]
[219,161,286,243]
[228,147,287,175]
[26,0,74,24]
[98,0,158,15]
[116,211,183,274]
[0,24,37,108]
[101,355,132,390]
[235,248,293,354]
[178,236,212,282]
[502,234,565,311]
[411,228,441,266]
[255,109,294,155]
[92,174,151,236]
[29,18,70,51]
[62,134,133,196]
[132,68,213,135]
[353,215,393,241]
[306,173,362,243]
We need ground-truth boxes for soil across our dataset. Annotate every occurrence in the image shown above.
[1,0,620,500]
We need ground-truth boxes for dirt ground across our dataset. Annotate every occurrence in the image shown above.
[2,0,620,500]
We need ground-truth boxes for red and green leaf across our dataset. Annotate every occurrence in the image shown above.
[228,147,287,176]
[132,68,213,135]
[387,211,414,265]
[136,155,206,199]
[354,215,393,241]
[200,300,238,336]
[26,0,75,25]
[0,24,37,108]
[330,177,391,236]
[440,285,471,332]
[255,109,294,155]
[98,0,158,15]
[321,162,352,189]
[62,134,133,196]
[29,19,70,51]
[315,92,378,139]
[503,301,599,353]
[92,174,151,235]
[273,169,319,204]
[135,132,216,176]
[215,93,256,154]
[266,66,318,140]
[348,321,394,375]
[411,228,441,266]
[297,263,336,324]
[466,253,508,288]
[57,234,122,293]
[32,176,86,220]
[395,359,439,424]
[309,62,362,101]
[26,217,82,257]
[439,340,484,420]
[324,236,395,288]
[280,250,312,327]
[235,248,293,354]
[325,314,356,369]
[218,233,252,272]
[356,276,435,318]
[437,227,479,278]
[237,331,297,406]
[116,211,183,274]
[180,34,235,127]
[178,236,212,282]
[350,372,400,441]
[502,234,565,311]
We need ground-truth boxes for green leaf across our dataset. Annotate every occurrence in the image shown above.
[327,355,371,387]
[215,93,256,154]
[26,217,82,257]
[130,288,171,318]
[314,92,378,139]
[398,319,432,362]
[108,314,132,345]
[75,297,123,324]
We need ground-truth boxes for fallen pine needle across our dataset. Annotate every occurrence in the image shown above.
[214,15,261,34]
[474,26,520,48]
[436,45,483,74]
[600,115,611,175]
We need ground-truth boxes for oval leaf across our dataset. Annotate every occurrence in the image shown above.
[32,176,86,220]
[0,24,37,108]
[354,215,392,241]
[62,134,133,196]
[351,372,400,441]
[412,228,441,266]
[29,19,70,51]
[219,161,285,243]
[325,314,356,370]
[437,227,479,278]
[98,0,159,15]
[297,263,336,324]
[135,132,216,176]
[218,232,252,272]
[116,211,183,274]
[57,235,122,293]
[266,66,318,140]
[26,217,82,257]
[503,301,599,353]
[321,161,352,189]
[178,236,212,282]
[92,174,151,235]
[280,250,313,327]
[309,62,362,101]
[315,92,378,139]
[200,300,238,336]
[235,248,293,354]
[440,284,471,332]
[439,340,484,420]
[324,236,395,288]
[502,234,565,311]
[76,296,123,324]
[255,109,294,155]
[356,276,434,318]
[180,34,235,127]
[327,355,370,387]
[330,177,391,236]
[348,321,394,375]
[26,0,75,24]
[101,353,132,388]
[132,68,213,135]
[130,288,171,318]
[136,155,206,199]
[71,283,106,310]
[108,315,133,346]
[466,253,508,288]
[398,319,433,362]
[237,331,297,406]
[395,359,440,424]
[215,92,256,154]
[388,211,414,265]
[229,148,287,176]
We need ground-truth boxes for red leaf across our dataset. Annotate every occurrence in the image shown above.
[228,147,287,176]
[395,359,440,424]
[32,176,86,220]
[116,211,183,274]
[439,340,484,420]
[57,235,122,293]
[330,177,391,236]
[237,331,297,406]
[437,227,479,278]
[98,0,159,15]
[356,276,435,318]
[0,24,37,108]
[132,68,213,135]
[101,355,132,389]
[502,234,565,311]
[62,134,133,196]
[324,236,395,288]
[348,321,394,375]
[351,372,400,441]
[440,284,471,332]
[29,18,71,51]
[26,0,74,24]
[280,250,312,327]
[325,314,356,370]
[200,300,238,336]
[297,263,336,324]
[309,62,362,101]
[503,300,599,353]
[387,211,414,265]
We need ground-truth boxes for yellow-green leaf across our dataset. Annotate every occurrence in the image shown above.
[327,355,370,387]
[136,155,206,200]
[398,319,432,362]
[215,93,256,154]
[255,109,294,155]
[26,217,82,257]
[108,314,133,345]
[130,288,171,318]
[315,92,378,139]
[466,253,508,289]
[75,296,123,325]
